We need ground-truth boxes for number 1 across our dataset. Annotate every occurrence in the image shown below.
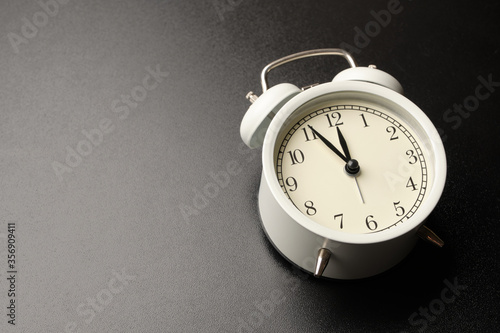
[360,113,369,127]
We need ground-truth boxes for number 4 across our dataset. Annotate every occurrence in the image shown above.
[406,177,418,191]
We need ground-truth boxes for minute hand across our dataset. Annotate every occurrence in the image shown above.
[307,125,348,162]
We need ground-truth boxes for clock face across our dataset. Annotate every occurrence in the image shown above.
[275,100,429,234]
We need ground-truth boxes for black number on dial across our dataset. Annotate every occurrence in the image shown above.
[386,126,399,140]
[334,213,344,229]
[304,201,317,216]
[301,127,318,142]
[406,149,418,164]
[406,177,418,191]
[325,112,343,127]
[285,177,298,192]
[365,215,378,230]
[393,201,405,217]
[360,113,369,127]
[287,149,305,165]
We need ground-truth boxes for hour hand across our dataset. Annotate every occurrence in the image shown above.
[336,127,351,161]
[307,125,347,162]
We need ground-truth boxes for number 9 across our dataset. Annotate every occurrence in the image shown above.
[285,177,298,191]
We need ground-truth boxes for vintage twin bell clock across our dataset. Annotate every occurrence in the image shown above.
[240,49,446,279]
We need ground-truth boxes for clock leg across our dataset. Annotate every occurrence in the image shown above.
[417,225,444,247]
[314,248,332,277]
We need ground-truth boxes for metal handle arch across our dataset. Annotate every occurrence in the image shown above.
[260,48,357,92]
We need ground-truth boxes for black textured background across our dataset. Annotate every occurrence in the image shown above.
[0,0,499,332]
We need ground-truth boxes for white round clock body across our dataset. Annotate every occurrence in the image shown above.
[258,78,446,279]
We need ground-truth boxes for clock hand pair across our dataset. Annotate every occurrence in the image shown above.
[307,125,347,162]
[307,125,364,203]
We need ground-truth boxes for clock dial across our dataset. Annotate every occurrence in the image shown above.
[275,103,428,234]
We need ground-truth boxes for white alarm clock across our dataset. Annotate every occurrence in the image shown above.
[240,49,446,279]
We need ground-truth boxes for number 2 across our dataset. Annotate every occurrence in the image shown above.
[386,126,399,140]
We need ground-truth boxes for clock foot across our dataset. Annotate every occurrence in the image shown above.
[417,225,444,247]
[314,248,332,277]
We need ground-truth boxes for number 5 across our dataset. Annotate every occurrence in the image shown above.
[393,201,405,217]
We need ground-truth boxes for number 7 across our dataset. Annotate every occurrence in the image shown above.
[334,213,344,229]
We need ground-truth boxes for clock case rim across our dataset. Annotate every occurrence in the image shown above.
[261,80,447,245]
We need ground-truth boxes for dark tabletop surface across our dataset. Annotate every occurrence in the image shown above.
[0,0,499,332]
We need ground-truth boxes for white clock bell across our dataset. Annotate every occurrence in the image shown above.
[240,49,446,279]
